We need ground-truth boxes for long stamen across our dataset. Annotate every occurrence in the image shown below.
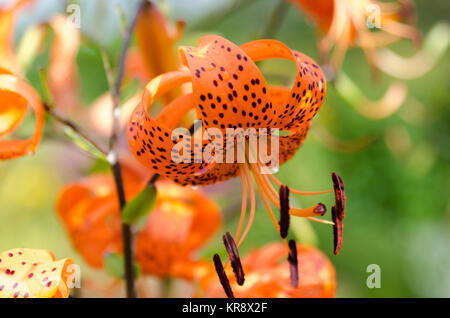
[267,172,333,195]
[251,163,326,218]
[306,217,335,225]
[251,166,290,251]
[290,203,326,217]
[235,165,248,243]
[237,164,256,248]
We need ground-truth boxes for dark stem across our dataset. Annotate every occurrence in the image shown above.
[261,0,289,39]
[108,0,146,298]
[111,162,136,297]
[148,173,160,186]
[110,0,147,149]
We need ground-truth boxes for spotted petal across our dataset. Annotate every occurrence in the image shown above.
[241,39,327,130]
[264,86,313,165]
[128,71,215,179]
[179,35,275,131]
[0,248,74,298]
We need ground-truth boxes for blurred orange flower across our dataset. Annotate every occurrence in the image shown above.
[0,68,44,160]
[0,248,74,298]
[288,0,420,69]
[200,243,336,298]
[127,1,184,104]
[57,161,222,280]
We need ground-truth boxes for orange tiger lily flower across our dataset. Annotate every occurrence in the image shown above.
[126,1,184,104]
[0,68,44,160]
[0,248,74,298]
[200,243,336,298]
[57,160,222,280]
[288,0,421,69]
[127,35,345,257]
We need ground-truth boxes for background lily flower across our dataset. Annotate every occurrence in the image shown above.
[126,1,185,105]
[0,248,74,298]
[57,160,222,280]
[200,243,336,298]
[287,0,421,70]
[0,68,44,160]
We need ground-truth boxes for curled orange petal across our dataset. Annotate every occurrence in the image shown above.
[0,70,44,160]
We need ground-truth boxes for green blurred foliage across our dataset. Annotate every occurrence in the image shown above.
[0,0,449,298]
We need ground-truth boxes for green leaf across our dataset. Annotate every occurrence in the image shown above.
[103,253,140,280]
[121,184,157,225]
[63,126,107,161]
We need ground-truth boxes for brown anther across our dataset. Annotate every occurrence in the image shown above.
[331,172,346,255]
[287,239,298,288]
[313,203,327,216]
[278,185,290,239]
[222,232,245,285]
[332,206,344,255]
[213,254,234,298]
[331,172,345,219]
